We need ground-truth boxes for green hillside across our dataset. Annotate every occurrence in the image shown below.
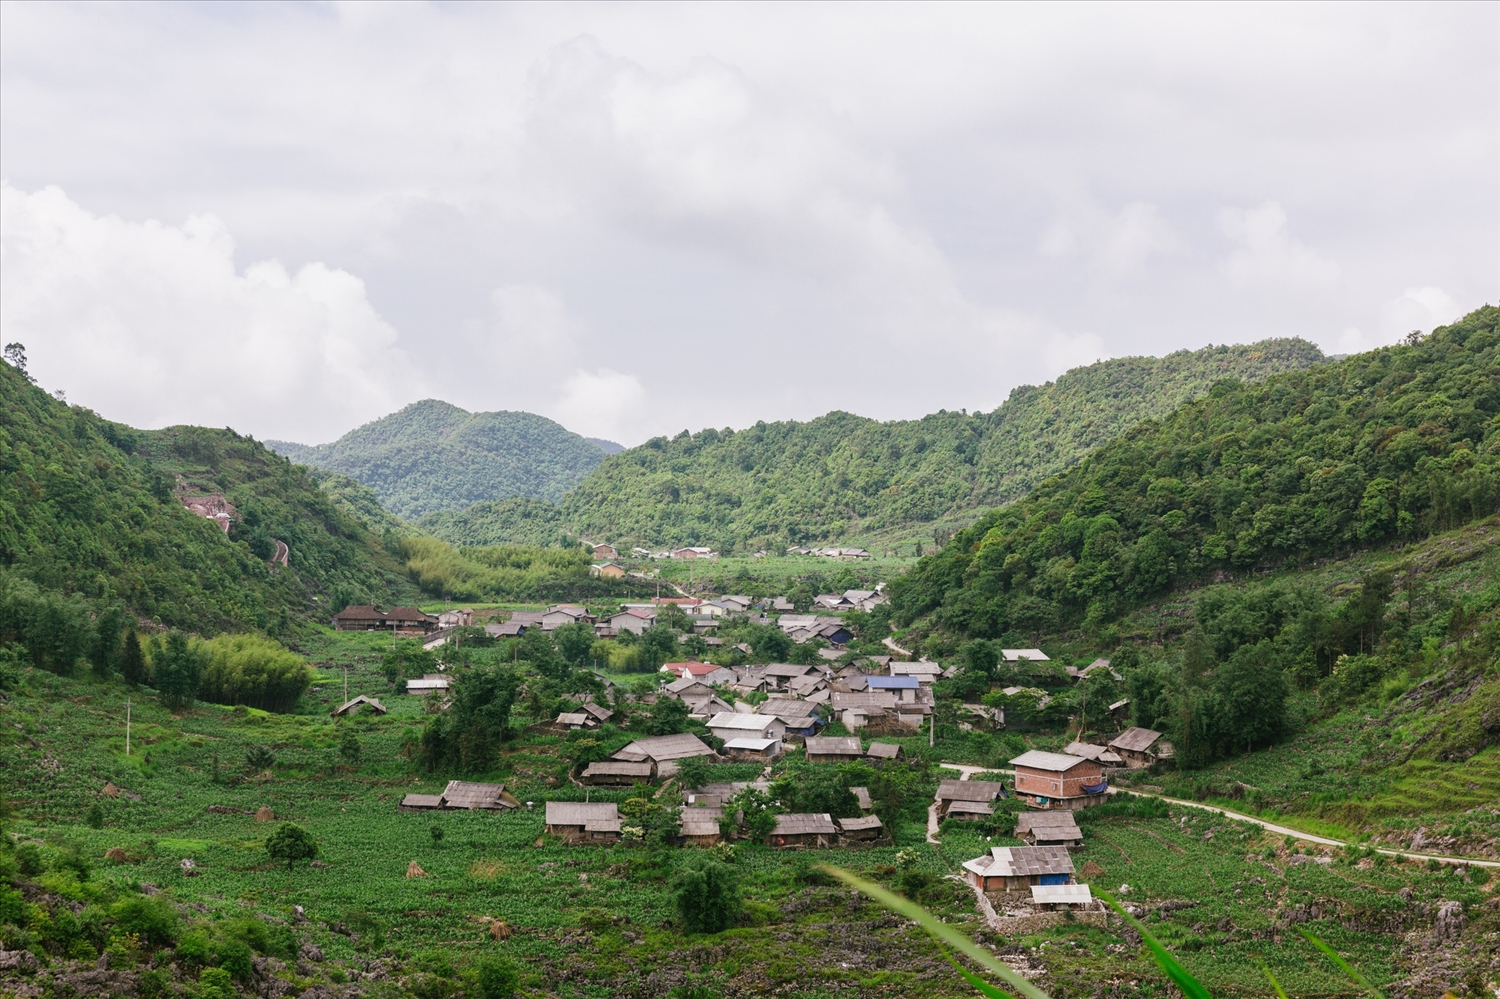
[889,305,1499,641]
[426,337,1326,551]
[0,361,413,635]
[269,399,611,521]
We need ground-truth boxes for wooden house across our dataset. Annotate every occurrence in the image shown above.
[556,711,598,730]
[398,793,444,811]
[439,781,518,810]
[581,703,614,726]
[945,800,995,821]
[545,801,621,845]
[756,699,823,738]
[580,761,655,786]
[1108,727,1172,768]
[708,712,785,748]
[837,814,886,845]
[612,733,716,778]
[1014,810,1083,848]
[865,741,903,761]
[678,807,724,847]
[767,813,838,849]
[804,736,864,764]
[722,737,782,761]
[331,694,386,717]
[934,779,1006,818]
[332,605,437,634]
[1010,750,1108,810]
[962,846,1074,892]
[830,690,897,728]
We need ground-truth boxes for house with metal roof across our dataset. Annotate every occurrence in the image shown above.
[1015,810,1084,848]
[580,761,655,786]
[767,813,839,849]
[613,733,716,769]
[406,673,450,696]
[438,781,518,810]
[837,814,887,845]
[1010,751,1108,810]
[722,736,783,761]
[1063,741,1123,765]
[545,801,622,844]
[678,806,725,847]
[865,741,903,761]
[331,694,386,717]
[962,846,1074,892]
[1031,883,1094,908]
[1000,648,1049,662]
[804,735,864,763]
[1108,727,1173,768]
[934,779,1007,818]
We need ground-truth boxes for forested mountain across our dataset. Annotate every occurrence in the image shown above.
[0,361,412,636]
[890,306,1500,641]
[269,399,612,520]
[424,338,1326,550]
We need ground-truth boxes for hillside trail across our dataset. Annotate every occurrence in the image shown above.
[928,763,989,844]
[883,636,913,657]
[935,762,1499,868]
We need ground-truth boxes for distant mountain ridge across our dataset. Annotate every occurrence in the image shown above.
[422,337,1329,551]
[269,400,613,521]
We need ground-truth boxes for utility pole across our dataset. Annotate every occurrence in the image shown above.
[125,700,131,756]
[929,708,935,748]
[343,666,349,704]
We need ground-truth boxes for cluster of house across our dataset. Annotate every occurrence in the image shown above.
[586,543,875,565]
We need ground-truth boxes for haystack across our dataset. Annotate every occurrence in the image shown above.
[254,806,275,822]
[1080,860,1105,878]
[101,782,120,798]
[406,861,427,878]
[104,847,128,863]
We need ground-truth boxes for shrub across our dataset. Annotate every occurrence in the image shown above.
[85,802,105,829]
[15,843,43,876]
[197,966,235,999]
[265,823,318,869]
[467,956,520,999]
[339,728,362,765]
[245,745,276,772]
[110,895,180,947]
[673,855,741,934]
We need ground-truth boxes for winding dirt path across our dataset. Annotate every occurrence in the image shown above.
[933,761,1499,868]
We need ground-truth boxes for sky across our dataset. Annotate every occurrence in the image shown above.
[2,2,1496,447]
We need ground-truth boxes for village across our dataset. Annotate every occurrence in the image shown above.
[325,583,1179,928]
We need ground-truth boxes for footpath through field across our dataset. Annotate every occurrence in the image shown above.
[934,763,1499,868]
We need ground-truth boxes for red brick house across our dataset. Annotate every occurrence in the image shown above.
[1009,750,1108,810]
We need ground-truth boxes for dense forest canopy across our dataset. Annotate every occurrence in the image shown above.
[269,399,612,521]
[891,306,1500,642]
[422,338,1326,551]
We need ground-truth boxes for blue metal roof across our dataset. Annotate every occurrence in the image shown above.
[866,675,919,689]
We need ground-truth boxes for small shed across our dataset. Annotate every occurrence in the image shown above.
[837,814,886,845]
[406,673,450,696]
[851,786,873,812]
[708,711,785,748]
[331,695,386,717]
[1108,727,1167,768]
[556,712,597,730]
[1015,810,1083,848]
[865,742,903,761]
[767,813,838,849]
[1063,742,1123,765]
[962,846,1075,892]
[582,702,615,725]
[545,801,622,845]
[679,807,724,847]
[398,793,444,811]
[804,736,864,764]
[934,779,1006,817]
[440,781,519,810]
[723,737,782,761]
[580,761,655,786]
[945,799,995,821]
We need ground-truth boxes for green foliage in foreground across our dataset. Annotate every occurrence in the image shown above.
[422,338,1326,551]
[894,306,1500,641]
[269,398,611,521]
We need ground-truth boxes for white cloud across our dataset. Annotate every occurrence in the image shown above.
[1379,285,1462,339]
[1040,199,1178,276]
[1217,201,1341,289]
[0,183,416,443]
[549,368,647,443]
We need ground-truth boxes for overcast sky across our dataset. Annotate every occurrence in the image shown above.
[2,2,1495,446]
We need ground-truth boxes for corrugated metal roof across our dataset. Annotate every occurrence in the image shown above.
[545,801,620,827]
[936,779,1005,802]
[1010,750,1097,773]
[830,691,897,710]
[981,846,1074,877]
[852,786,872,810]
[1015,811,1082,838]
[708,712,777,732]
[946,800,995,815]
[400,793,443,809]
[723,737,779,751]
[804,736,863,756]
[1000,648,1049,661]
[1109,727,1163,753]
[837,815,883,832]
[556,713,590,726]
[613,733,715,762]
[581,762,653,777]
[441,781,512,809]
[771,813,838,836]
[864,742,902,759]
[1032,884,1092,905]
[866,676,919,689]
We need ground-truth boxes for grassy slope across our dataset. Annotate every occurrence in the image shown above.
[269,399,610,521]
[0,364,412,632]
[424,338,1326,552]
